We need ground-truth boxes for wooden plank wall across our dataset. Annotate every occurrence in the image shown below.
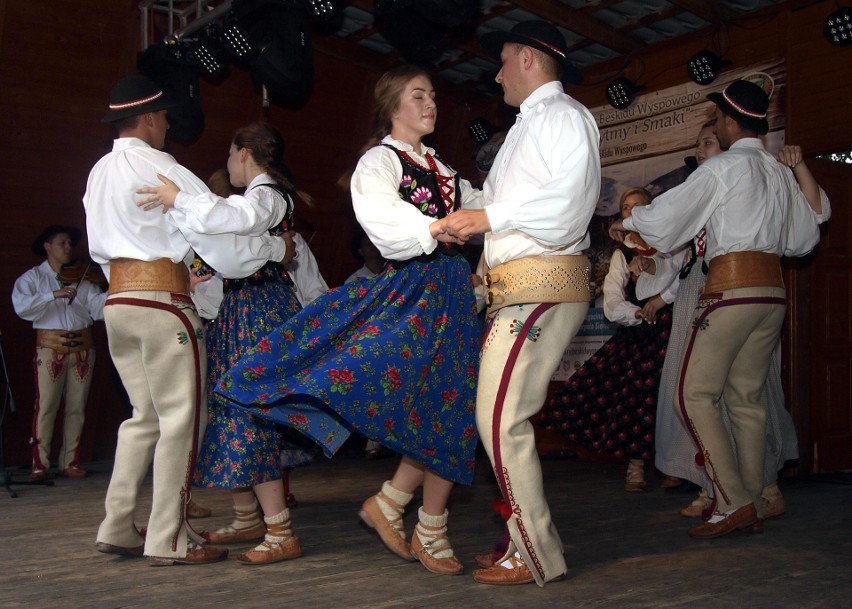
[0,0,486,468]
[0,0,849,468]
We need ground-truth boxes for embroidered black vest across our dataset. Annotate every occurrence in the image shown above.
[383,144,463,267]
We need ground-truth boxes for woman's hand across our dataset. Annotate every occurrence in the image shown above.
[137,173,181,213]
[639,295,666,324]
[628,256,655,276]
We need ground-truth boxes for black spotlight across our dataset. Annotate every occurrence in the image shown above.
[606,77,643,110]
[468,117,496,145]
[194,23,229,82]
[137,41,205,143]
[303,0,343,24]
[250,6,314,107]
[824,6,852,47]
[687,51,731,85]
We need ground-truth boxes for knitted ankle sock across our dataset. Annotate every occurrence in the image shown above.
[414,507,454,559]
[217,496,262,533]
[376,481,413,537]
[252,508,293,552]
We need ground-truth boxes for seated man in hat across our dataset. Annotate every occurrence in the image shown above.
[12,225,107,481]
[84,74,290,566]
[610,79,831,538]
[444,20,600,586]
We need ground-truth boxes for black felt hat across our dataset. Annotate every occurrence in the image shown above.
[101,74,177,123]
[480,20,582,84]
[707,80,769,135]
[32,225,81,257]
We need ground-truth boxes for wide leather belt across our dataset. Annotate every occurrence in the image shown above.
[108,258,189,295]
[485,254,590,317]
[704,251,783,293]
[36,328,93,354]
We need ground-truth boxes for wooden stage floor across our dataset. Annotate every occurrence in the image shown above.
[1,449,850,609]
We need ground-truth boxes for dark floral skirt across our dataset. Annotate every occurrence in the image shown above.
[537,307,672,460]
[195,278,315,489]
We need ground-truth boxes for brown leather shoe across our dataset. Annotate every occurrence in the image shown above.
[763,493,786,519]
[60,466,87,478]
[410,532,464,575]
[688,503,758,539]
[473,555,534,585]
[28,470,48,482]
[96,542,144,557]
[202,521,266,544]
[237,536,303,565]
[474,553,495,568]
[148,543,229,566]
[358,494,416,561]
[186,500,212,519]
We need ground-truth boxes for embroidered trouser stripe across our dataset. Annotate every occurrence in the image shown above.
[476,301,587,586]
[96,291,205,558]
[676,287,786,516]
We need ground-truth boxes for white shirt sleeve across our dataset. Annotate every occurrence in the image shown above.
[351,146,439,261]
[288,232,329,306]
[171,183,286,236]
[602,249,642,326]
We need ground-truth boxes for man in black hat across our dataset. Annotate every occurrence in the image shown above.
[444,20,600,586]
[83,74,288,566]
[610,79,830,538]
[12,225,107,481]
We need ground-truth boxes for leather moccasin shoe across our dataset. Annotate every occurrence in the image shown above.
[410,533,464,575]
[474,553,495,568]
[186,500,212,519]
[763,494,786,519]
[148,543,228,566]
[688,503,757,539]
[61,466,87,478]
[473,555,534,585]
[237,536,303,565]
[358,495,416,562]
[202,522,266,544]
[96,542,144,557]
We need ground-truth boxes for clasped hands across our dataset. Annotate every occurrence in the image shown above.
[430,210,491,244]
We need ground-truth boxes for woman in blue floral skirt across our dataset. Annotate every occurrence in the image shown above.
[217,65,483,575]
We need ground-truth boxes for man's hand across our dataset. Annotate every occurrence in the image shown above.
[189,272,214,294]
[137,173,181,213]
[429,217,468,245]
[609,218,627,243]
[443,210,491,239]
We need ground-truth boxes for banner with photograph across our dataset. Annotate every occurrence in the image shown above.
[552,59,787,381]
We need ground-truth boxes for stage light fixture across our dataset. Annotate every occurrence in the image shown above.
[687,51,731,85]
[137,41,205,143]
[468,117,496,145]
[193,24,229,81]
[606,77,643,110]
[303,0,343,23]
[824,6,852,47]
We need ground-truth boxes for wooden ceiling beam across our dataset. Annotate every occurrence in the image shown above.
[506,0,645,53]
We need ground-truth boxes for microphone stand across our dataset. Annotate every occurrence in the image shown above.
[1,329,53,497]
